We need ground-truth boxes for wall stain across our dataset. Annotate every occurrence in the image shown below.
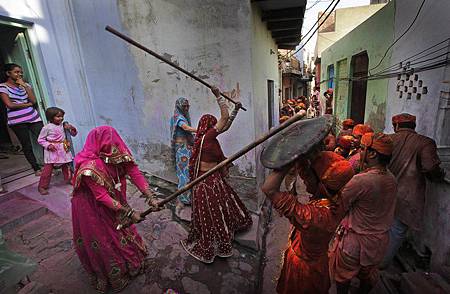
[366,100,386,131]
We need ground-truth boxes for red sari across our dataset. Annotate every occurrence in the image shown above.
[71,126,149,293]
[181,115,252,263]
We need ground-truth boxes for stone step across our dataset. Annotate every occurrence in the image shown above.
[0,192,48,233]
[2,168,35,184]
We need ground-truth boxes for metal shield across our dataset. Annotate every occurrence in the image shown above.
[260,115,333,169]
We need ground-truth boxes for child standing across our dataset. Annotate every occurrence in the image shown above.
[37,107,77,195]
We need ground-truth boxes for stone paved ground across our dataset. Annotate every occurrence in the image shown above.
[3,175,262,294]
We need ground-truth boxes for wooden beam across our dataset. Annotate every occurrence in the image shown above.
[278,45,296,50]
[267,20,301,31]
[272,29,300,38]
[276,36,301,44]
[262,7,304,22]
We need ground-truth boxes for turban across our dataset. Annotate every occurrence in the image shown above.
[361,132,393,156]
[326,88,333,94]
[342,118,355,129]
[337,135,354,150]
[298,103,306,109]
[352,124,374,136]
[392,113,416,124]
[312,151,354,191]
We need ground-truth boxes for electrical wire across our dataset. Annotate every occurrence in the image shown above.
[369,0,427,73]
[284,0,341,58]
[370,38,450,77]
[282,0,338,58]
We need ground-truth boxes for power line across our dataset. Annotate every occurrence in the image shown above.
[369,0,427,73]
[370,38,450,77]
[285,0,341,57]
[283,0,337,58]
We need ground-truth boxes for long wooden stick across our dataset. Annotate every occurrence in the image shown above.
[116,113,306,229]
[105,25,247,111]
[148,113,305,211]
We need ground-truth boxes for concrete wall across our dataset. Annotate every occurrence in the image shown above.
[384,0,450,139]
[320,1,395,130]
[71,0,259,180]
[315,4,386,58]
[250,3,280,209]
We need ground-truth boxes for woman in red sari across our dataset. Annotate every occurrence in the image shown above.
[181,87,252,263]
[71,126,157,293]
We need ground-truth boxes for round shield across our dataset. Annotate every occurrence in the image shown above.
[260,115,333,169]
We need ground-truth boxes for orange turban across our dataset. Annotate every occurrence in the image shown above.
[392,113,416,124]
[312,151,354,191]
[352,124,373,136]
[298,103,306,109]
[342,118,355,129]
[361,132,394,156]
[337,135,354,150]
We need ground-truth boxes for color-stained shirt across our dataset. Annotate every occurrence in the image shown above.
[337,168,397,265]
[0,83,41,125]
[389,128,442,230]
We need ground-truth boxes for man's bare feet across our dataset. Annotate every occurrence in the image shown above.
[35,170,42,176]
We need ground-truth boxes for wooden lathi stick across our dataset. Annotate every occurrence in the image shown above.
[116,113,305,230]
[105,25,246,111]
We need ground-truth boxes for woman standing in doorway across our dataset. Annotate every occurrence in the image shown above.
[0,63,43,175]
[181,86,252,263]
[170,97,196,206]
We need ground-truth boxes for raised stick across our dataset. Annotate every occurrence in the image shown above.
[105,25,246,111]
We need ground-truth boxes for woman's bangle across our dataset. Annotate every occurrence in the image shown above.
[126,208,134,218]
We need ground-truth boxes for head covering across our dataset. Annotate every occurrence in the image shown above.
[189,114,218,179]
[392,113,416,124]
[298,103,306,109]
[326,88,333,94]
[342,118,355,129]
[352,124,373,137]
[361,132,394,155]
[73,126,134,191]
[170,97,192,140]
[311,151,354,192]
[337,135,354,150]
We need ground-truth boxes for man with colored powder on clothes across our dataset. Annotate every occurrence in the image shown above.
[380,113,446,268]
[328,132,397,294]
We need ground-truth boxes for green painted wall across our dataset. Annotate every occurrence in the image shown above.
[320,1,395,131]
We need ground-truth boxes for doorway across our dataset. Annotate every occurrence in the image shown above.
[350,52,369,124]
[268,80,275,129]
[0,21,47,183]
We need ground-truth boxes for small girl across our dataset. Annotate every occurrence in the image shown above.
[37,107,77,195]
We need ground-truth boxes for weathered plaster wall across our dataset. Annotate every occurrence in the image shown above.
[0,0,97,151]
[250,3,280,209]
[315,3,385,58]
[320,1,394,130]
[69,0,260,180]
[384,0,450,138]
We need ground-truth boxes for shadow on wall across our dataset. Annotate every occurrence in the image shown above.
[366,100,386,132]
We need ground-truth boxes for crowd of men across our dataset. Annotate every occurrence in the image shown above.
[262,111,446,294]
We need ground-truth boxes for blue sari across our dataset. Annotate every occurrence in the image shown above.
[170,98,194,204]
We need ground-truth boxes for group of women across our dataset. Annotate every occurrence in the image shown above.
[70,86,251,292]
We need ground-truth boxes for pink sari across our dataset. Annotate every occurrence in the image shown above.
[71,126,149,293]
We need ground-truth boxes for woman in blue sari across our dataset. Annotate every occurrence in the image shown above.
[170,97,196,205]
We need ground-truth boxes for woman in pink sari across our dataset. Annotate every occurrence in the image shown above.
[71,126,157,293]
